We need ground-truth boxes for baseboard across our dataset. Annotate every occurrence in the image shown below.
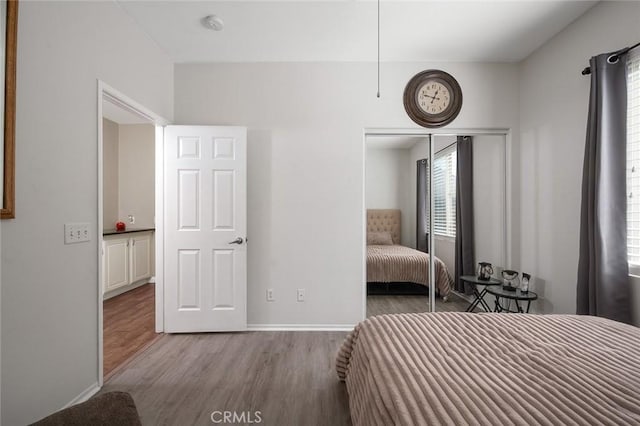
[103,280,152,300]
[62,383,101,409]
[247,324,356,331]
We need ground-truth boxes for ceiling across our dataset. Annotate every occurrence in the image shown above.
[117,1,597,63]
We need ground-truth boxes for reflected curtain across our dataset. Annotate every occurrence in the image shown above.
[577,52,631,324]
[416,159,429,253]
[455,136,475,294]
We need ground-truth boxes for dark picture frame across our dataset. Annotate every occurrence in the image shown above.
[1,0,17,219]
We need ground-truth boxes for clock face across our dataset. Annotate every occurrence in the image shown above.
[417,80,451,115]
[403,70,463,128]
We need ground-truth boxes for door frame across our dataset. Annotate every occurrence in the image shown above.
[361,127,512,319]
[97,80,169,386]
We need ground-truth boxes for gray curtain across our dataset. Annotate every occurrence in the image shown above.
[577,52,631,324]
[455,136,475,294]
[416,159,429,253]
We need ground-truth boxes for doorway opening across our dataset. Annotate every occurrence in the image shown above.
[97,82,168,385]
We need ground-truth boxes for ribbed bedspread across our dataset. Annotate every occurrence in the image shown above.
[367,245,452,298]
[337,312,640,426]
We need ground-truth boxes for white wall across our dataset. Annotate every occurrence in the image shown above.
[103,118,119,229]
[518,1,640,317]
[472,135,507,276]
[365,147,411,245]
[102,122,155,230]
[175,61,519,326]
[1,2,173,424]
[118,124,155,228]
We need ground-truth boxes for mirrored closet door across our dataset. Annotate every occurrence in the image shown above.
[429,133,507,313]
[364,134,435,317]
[363,131,508,318]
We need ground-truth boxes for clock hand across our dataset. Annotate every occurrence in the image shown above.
[431,90,439,104]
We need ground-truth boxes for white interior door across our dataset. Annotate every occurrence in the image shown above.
[164,126,247,332]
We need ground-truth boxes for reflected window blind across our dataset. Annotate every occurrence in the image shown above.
[434,144,457,237]
[628,51,640,266]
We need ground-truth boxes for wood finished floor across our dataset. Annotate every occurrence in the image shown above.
[101,331,351,426]
[367,292,473,317]
[100,293,472,425]
[103,283,160,378]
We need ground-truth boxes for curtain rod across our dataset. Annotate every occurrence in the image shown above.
[582,41,640,75]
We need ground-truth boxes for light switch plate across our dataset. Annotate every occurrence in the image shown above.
[65,223,90,244]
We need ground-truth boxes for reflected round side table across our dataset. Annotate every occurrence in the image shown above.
[459,275,502,312]
[486,286,538,313]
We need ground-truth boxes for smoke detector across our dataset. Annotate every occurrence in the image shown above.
[202,15,224,31]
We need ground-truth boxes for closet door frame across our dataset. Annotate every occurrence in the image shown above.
[361,128,511,319]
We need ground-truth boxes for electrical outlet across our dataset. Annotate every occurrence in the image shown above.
[297,288,305,302]
[267,289,275,302]
[64,223,91,244]
[128,214,135,224]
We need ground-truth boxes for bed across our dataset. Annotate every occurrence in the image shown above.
[337,312,640,425]
[367,209,452,299]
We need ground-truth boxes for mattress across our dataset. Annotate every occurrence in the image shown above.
[367,244,452,298]
[337,312,640,426]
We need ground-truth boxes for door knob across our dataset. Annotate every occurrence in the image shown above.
[228,237,244,245]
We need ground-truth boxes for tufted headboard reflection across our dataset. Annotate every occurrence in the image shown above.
[367,209,401,245]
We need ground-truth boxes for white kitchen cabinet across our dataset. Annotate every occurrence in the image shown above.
[130,232,152,284]
[102,231,154,296]
[103,238,129,292]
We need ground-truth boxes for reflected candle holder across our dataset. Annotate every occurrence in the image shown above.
[521,273,531,293]
[501,269,519,292]
[477,262,494,281]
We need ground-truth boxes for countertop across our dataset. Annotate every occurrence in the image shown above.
[103,227,155,236]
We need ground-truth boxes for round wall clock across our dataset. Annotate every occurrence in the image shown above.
[403,70,463,128]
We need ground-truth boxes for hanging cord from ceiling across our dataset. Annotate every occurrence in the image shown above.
[581,41,640,75]
[377,0,380,98]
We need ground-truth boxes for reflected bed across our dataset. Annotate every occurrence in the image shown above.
[367,209,452,298]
